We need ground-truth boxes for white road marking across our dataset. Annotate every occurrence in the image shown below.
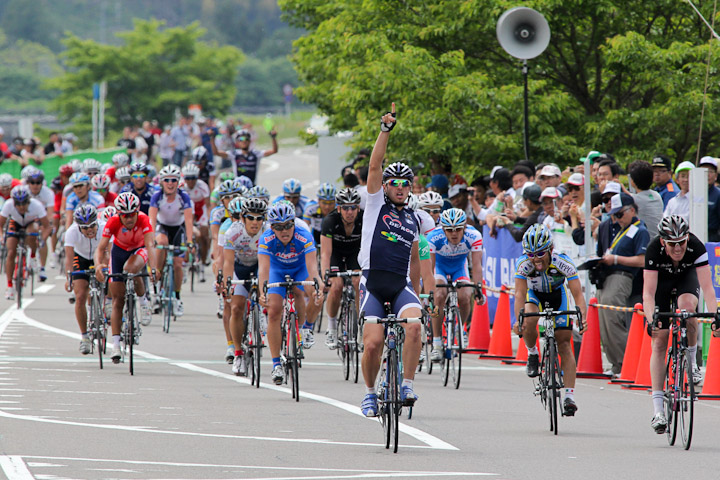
[262,159,280,173]
[0,456,34,480]
[32,285,54,295]
[54,275,65,281]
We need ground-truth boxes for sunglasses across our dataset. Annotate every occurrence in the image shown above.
[73,184,87,188]
[96,188,107,193]
[319,200,335,206]
[79,223,97,230]
[527,250,549,258]
[567,185,580,192]
[613,208,629,219]
[237,136,250,142]
[184,176,198,181]
[120,212,137,218]
[27,181,42,185]
[163,178,179,183]
[602,196,614,204]
[284,194,300,200]
[244,214,265,221]
[425,208,441,214]
[340,205,358,211]
[271,222,294,231]
[444,227,465,233]
[131,174,146,179]
[666,238,688,248]
[386,179,411,188]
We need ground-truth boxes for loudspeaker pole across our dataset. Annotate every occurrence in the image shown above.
[522,60,529,161]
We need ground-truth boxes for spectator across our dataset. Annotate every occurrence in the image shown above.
[158,125,174,167]
[61,133,76,154]
[139,121,156,163]
[628,160,664,239]
[343,173,359,189]
[356,166,369,210]
[427,174,449,198]
[117,126,137,157]
[596,159,620,194]
[170,117,189,166]
[511,165,534,192]
[536,164,565,195]
[448,182,475,226]
[502,183,543,241]
[539,187,563,229]
[663,161,694,220]
[43,132,63,157]
[480,168,513,233]
[21,138,44,167]
[596,193,650,376]
[130,127,148,163]
[652,155,678,207]
[0,127,6,154]
[699,156,720,242]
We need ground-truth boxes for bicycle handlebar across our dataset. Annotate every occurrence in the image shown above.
[265,280,317,289]
[654,310,719,320]
[155,245,190,252]
[519,309,582,319]
[363,317,422,325]
[324,269,361,283]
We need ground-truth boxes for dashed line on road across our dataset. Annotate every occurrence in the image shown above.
[32,285,55,295]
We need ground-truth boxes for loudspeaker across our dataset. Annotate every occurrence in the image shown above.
[497,7,550,60]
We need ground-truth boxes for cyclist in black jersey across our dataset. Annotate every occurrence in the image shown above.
[643,215,719,434]
[321,188,363,349]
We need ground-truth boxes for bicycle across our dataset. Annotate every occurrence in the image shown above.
[70,267,108,369]
[264,276,318,402]
[187,250,201,292]
[518,307,582,435]
[418,292,434,375]
[0,221,9,275]
[434,279,482,389]
[156,244,189,333]
[227,274,264,387]
[9,230,38,309]
[325,270,361,383]
[653,298,715,450]
[363,307,422,453]
[105,270,150,376]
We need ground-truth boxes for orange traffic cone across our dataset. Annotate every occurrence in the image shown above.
[479,285,514,360]
[611,304,645,384]
[577,298,610,378]
[699,334,720,399]
[622,331,653,390]
[466,282,490,353]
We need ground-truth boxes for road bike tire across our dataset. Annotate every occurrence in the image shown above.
[339,304,349,381]
[91,292,103,370]
[388,348,400,453]
[664,353,677,446]
[452,308,463,390]
[190,256,195,293]
[679,353,694,450]
[375,357,390,449]
[163,267,173,333]
[424,321,433,375]
[348,306,359,384]
[548,341,559,435]
[289,313,300,401]
[252,303,262,388]
[16,248,23,309]
[441,310,451,387]
[128,295,135,375]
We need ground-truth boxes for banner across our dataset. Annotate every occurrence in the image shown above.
[482,226,523,325]
[706,242,720,299]
[0,147,126,179]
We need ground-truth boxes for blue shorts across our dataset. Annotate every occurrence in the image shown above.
[434,260,470,283]
[109,245,148,283]
[359,270,421,320]
[267,263,309,298]
[526,286,572,329]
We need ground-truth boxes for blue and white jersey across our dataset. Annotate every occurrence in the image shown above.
[217,216,234,247]
[426,225,483,270]
[514,251,579,293]
[358,189,418,274]
[66,190,105,212]
[271,195,311,219]
[150,190,192,227]
[120,183,157,215]
[210,205,229,226]
[258,225,316,269]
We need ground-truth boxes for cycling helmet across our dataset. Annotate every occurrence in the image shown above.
[182,163,200,179]
[101,163,112,173]
[228,197,244,217]
[419,191,443,208]
[382,162,414,181]
[159,164,181,180]
[217,179,235,199]
[0,173,12,188]
[69,159,83,172]
[218,171,235,183]
[70,172,89,185]
[91,173,111,190]
[522,224,553,254]
[406,193,419,210]
[21,166,39,181]
[247,185,270,202]
[11,186,30,204]
[316,182,337,201]
[100,206,117,222]
[191,146,208,162]
[335,188,360,205]
[27,168,45,183]
[234,129,251,141]
[282,178,302,195]
[59,164,74,177]
[129,162,150,175]
[658,215,689,242]
[267,201,296,224]
[82,158,102,174]
[115,166,131,182]
[73,204,98,227]
[112,152,130,167]
[242,197,268,216]
[236,175,253,189]
[439,208,467,228]
[114,192,140,214]
[232,177,249,194]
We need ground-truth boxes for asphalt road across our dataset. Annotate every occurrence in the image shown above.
[0,147,718,479]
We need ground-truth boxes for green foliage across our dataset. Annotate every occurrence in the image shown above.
[234,56,298,107]
[46,20,244,130]
[281,0,720,173]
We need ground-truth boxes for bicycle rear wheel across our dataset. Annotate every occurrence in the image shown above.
[424,320,433,375]
[388,348,400,453]
[128,295,135,375]
[163,268,173,333]
[451,308,463,389]
[289,313,300,401]
[679,353,694,450]
[252,303,262,388]
[15,248,23,309]
[664,353,677,445]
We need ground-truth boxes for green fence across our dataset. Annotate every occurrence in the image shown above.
[0,147,126,179]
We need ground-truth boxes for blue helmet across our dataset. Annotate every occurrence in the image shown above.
[73,204,98,227]
[228,197,244,216]
[522,224,553,254]
[236,175,253,190]
[231,177,248,195]
[70,172,90,185]
[267,202,296,224]
[247,185,270,202]
[439,208,467,228]
[316,182,337,201]
[217,180,235,199]
[11,186,30,204]
[282,178,302,195]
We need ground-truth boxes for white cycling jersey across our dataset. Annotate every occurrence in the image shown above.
[224,220,268,267]
[64,222,102,260]
[150,190,192,227]
[0,198,47,226]
[30,186,54,209]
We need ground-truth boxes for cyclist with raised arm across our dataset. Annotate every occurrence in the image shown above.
[257,202,323,385]
[222,197,268,376]
[304,183,337,245]
[643,215,719,434]
[427,208,483,361]
[95,193,156,363]
[321,188,363,349]
[149,165,194,317]
[359,104,424,417]
[514,224,587,416]
[121,163,156,215]
[213,128,277,185]
[182,163,211,277]
[64,205,103,355]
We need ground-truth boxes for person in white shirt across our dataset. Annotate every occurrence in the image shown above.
[663,161,694,221]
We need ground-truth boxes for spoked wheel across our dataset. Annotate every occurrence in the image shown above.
[289,315,300,401]
[128,298,135,376]
[91,294,104,370]
[338,307,349,380]
[15,249,24,309]
[451,310,462,389]
[665,354,678,446]
[441,312,451,387]
[548,342,560,435]
[388,348,400,453]
[252,304,262,388]
[190,259,196,293]
[349,308,359,384]
[376,359,390,450]
[679,353,694,450]
[424,324,433,375]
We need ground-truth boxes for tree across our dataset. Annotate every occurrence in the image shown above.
[280,0,720,173]
[46,19,244,131]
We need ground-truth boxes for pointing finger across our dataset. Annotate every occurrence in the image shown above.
[391,102,395,114]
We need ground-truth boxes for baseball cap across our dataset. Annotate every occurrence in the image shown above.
[428,174,449,191]
[540,187,562,200]
[675,161,695,175]
[522,184,542,203]
[699,156,718,169]
[538,165,561,178]
[448,183,467,199]
[609,193,636,215]
[652,155,672,170]
[567,173,584,186]
[602,181,622,195]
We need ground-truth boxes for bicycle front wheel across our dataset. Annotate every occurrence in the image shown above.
[289,313,300,401]
[664,352,677,446]
[15,248,23,309]
[441,310,451,387]
[451,308,463,389]
[424,320,433,375]
[339,305,349,381]
[388,348,400,453]
[91,292,104,370]
[348,306,359,384]
[127,296,136,375]
[547,340,559,435]
[679,353,695,450]
[251,303,262,388]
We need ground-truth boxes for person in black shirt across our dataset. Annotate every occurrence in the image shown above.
[643,215,718,434]
[117,126,136,157]
[320,188,363,349]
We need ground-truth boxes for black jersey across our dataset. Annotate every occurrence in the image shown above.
[645,232,708,278]
[321,210,363,258]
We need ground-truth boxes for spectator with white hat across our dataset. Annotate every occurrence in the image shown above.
[663,161,695,221]
[699,156,720,241]
[539,187,566,231]
[536,164,564,193]
[566,172,586,231]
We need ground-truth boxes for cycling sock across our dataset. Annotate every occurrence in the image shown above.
[138,295,148,306]
[366,387,376,395]
[272,357,281,368]
[81,332,89,339]
[652,391,664,415]
[112,335,121,348]
[401,379,413,389]
[328,316,337,331]
[227,341,234,347]
[235,349,243,357]
[7,280,12,288]
[527,346,539,355]
[433,338,442,348]
[175,291,181,299]
[687,345,697,370]
[302,321,313,330]
[564,388,574,400]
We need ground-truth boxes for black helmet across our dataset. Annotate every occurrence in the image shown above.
[658,215,689,242]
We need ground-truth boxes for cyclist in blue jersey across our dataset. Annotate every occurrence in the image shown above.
[65,172,105,229]
[303,182,337,245]
[513,224,588,416]
[271,178,311,218]
[121,162,156,215]
[427,208,484,362]
[258,202,323,385]
[149,164,195,317]
[359,104,423,417]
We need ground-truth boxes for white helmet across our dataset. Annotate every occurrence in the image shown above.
[419,191,443,209]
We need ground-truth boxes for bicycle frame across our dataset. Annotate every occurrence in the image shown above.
[106,271,149,375]
[70,268,107,369]
[228,275,264,387]
[156,244,189,333]
[325,270,361,382]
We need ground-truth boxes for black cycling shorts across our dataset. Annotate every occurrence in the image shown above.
[653,269,700,330]
[330,250,360,272]
[359,269,420,319]
[72,254,94,282]
[157,223,186,248]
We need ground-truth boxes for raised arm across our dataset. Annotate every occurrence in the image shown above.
[367,103,396,195]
